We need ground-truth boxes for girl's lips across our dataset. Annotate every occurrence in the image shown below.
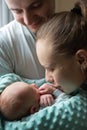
[48,83,63,92]
[55,85,63,92]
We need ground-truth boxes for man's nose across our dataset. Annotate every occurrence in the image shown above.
[23,10,34,25]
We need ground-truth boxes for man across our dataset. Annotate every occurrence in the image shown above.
[0,0,55,83]
[0,0,56,129]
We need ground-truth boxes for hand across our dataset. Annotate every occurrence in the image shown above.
[40,94,54,107]
[39,83,56,95]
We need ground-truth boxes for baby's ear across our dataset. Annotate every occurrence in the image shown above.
[30,105,38,114]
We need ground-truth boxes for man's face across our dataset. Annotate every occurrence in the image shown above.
[5,0,55,32]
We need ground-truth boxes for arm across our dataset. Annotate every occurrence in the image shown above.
[52,89,62,98]
[0,73,24,93]
[0,24,45,93]
[0,73,46,93]
[0,34,23,93]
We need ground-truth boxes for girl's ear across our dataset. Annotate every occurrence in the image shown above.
[76,49,87,74]
[76,49,87,66]
[30,105,38,114]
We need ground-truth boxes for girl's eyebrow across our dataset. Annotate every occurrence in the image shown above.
[10,8,20,11]
[44,63,55,68]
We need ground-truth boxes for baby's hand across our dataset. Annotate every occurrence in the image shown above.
[40,94,54,107]
[39,83,56,95]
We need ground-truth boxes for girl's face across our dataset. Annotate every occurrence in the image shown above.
[36,39,85,94]
[5,0,55,32]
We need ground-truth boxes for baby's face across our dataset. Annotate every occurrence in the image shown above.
[25,84,40,114]
[1,82,40,119]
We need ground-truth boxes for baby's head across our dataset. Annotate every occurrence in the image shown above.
[0,82,40,120]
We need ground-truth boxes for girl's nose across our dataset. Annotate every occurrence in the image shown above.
[45,73,54,84]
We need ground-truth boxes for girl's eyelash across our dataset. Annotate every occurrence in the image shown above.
[33,3,40,7]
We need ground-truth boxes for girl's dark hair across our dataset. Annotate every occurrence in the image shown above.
[37,0,87,56]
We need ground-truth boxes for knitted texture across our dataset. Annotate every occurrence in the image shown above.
[0,89,87,130]
[0,74,87,130]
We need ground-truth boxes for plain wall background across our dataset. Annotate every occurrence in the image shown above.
[55,0,78,12]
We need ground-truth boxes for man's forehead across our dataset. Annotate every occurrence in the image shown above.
[5,0,36,8]
[5,0,55,8]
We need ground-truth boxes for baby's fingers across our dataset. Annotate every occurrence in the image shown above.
[39,89,47,94]
[46,95,54,106]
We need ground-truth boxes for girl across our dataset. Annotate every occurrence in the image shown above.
[36,0,87,129]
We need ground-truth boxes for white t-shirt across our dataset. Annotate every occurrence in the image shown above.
[0,20,44,79]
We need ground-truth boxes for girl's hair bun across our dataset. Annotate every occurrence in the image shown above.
[71,6,82,16]
[71,0,87,21]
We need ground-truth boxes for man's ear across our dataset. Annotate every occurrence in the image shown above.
[76,49,87,66]
[30,105,38,114]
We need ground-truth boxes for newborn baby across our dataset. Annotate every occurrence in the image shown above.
[0,82,59,120]
[0,82,40,120]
